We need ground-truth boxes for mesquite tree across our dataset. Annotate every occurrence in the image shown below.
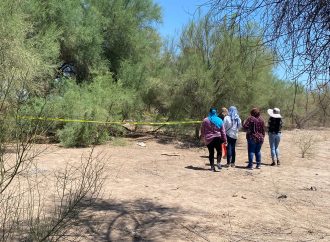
[205,0,330,124]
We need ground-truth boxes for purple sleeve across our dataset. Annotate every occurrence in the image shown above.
[201,118,207,138]
[243,117,251,130]
[201,122,205,138]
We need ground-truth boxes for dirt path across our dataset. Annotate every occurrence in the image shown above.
[36,129,330,241]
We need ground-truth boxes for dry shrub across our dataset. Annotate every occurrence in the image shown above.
[0,146,106,242]
[293,130,322,158]
[0,114,106,241]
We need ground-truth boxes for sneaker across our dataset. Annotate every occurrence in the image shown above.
[217,162,222,170]
[211,166,216,172]
[256,165,261,169]
[271,162,276,166]
[231,163,235,168]
[277,160,280,166]
[246,165,253,170]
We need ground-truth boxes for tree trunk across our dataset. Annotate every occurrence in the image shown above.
[195,124,200,140]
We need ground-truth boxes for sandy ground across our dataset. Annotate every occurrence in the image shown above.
[33,129,330,242]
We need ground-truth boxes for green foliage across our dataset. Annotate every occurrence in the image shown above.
[21,70,146,146]
[45,76,141,146]
[0,0,56,106]
[0,0,60,145]
[21,0,162,82]
[58,113,108,147]
[1,0,326,149]
[23,0,106,81]
[158,16,276,122]
[95,0,162,78]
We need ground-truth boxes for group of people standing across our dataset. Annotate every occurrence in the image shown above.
[200,106,282,171]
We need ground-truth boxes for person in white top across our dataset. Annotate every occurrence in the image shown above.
[223,106,242,167]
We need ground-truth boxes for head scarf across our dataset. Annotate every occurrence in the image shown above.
[229,106,239,121]
[208,108,223,128]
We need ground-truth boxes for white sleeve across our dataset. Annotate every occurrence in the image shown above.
[224,116,230,130]
[237,118,242,129]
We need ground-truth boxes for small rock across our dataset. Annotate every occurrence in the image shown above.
[137,142,146,147]
[278,194,287,199]
[310,186,317,191]
[241,196,247,199]
[232,194,238,197]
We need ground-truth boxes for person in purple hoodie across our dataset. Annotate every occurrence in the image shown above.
[201,108,227,172]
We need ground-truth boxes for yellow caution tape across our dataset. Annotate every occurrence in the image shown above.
[18,115,202,126]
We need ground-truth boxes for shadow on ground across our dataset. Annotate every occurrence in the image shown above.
[234,164,252,169]
[185,165,213,171]
[154,135,203,149]
[75,198,211,241]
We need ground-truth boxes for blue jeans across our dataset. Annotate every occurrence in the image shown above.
[247,138,263,167]
[268,132,281,160]
[226,135,237,164]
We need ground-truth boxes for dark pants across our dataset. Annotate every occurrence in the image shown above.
[226,135,237,164]
[207,137,222,167]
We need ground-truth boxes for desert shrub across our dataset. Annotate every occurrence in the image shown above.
[293,130,322,158]
[45,75,143,146]
[22,74,147,147]
[89,75,144,121]
[58,122,108,147]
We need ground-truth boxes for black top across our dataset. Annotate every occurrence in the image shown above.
[268,117,282,133]
[219,114,226,120]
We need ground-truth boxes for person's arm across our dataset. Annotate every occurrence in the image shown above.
[200,119,208,143]
[262,119,266,137]
[220,125,227,143]
[237,118,242,129]
[242,117,251,130]
[223,116,229,131]
[200,121,205,139]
